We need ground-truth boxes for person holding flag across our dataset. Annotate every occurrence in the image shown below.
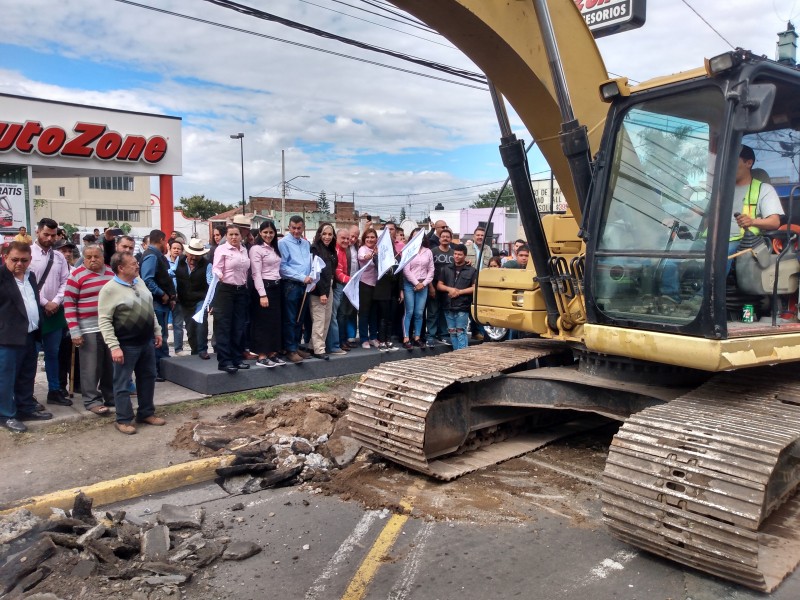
[309,223,337,360]
[400,228,434,350]
[356,228,379,348]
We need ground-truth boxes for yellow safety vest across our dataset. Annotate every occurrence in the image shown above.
[730,179,762,241]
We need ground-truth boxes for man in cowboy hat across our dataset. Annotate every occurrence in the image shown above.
[232,215,254,249]
[175,238,211,359]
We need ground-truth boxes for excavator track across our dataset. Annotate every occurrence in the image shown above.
[602,367,800,592]
[347,339,567,481]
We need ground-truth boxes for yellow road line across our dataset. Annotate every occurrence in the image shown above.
[341,500,413,600]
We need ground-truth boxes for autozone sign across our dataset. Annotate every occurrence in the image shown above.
[574,0,646,38]
[0,120,168,164]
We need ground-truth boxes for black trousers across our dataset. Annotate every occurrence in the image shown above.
[213,283,248,366]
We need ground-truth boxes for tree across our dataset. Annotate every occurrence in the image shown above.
[316,190,330,213]
[400,207,407,221]
[470,188,517,209]
[178,195,234,220]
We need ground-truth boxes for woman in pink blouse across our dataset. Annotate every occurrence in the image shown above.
[357,228,379,348]
[249,221,284,368]
[401,228,434,349]
[212,224,251,374]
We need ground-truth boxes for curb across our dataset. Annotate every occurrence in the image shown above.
[0,456,233,518]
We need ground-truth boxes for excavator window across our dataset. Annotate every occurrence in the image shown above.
[593,86,725,325]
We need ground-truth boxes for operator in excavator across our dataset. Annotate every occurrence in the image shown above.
[730,144,783,264]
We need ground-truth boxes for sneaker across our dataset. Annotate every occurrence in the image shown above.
[440,337,452,346]
[286,352,304,363]
[378,342,388,352]
[369,339,379,348]
[361,341,371,349]
[256,357,277,368]
[426,338,436,348]
[385,342,399,352]
[270,356,286,366]
[330,348,348,355]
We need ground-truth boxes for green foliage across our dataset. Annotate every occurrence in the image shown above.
[120,222,132,234]
[61,223,79,237]
[316,190,330,213]
[178,194,234,220]
[470,188,517,209]
[33,197,48,210]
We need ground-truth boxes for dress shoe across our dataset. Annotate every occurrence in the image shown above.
[17,411,54,421]
[311,353,330,360]
[234,362,251,370]
[137,415,166,426]
[296,349,311,359]
[199,351,210,360]
[155,376,166,383]
[115,422,137,435]
[47,389,73,406]
[34,401,46,412]
[285,352,303,364]
[218,364,239,374]
[1,418,27,433]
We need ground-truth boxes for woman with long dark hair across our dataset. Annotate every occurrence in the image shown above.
[249,221,285,367]
[309,222,337,360]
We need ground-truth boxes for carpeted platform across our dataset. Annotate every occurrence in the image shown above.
[161,344,452,395]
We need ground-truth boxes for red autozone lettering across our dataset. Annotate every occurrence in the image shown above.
[0,120,168,164]
[574,0,613,10]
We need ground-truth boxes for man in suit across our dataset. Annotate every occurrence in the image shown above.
[0,242,54,433]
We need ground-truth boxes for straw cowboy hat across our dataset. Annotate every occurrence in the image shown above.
[185,238,209,256]
[232,214,252,227]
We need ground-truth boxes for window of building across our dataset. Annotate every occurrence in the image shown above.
[58,187,65,197]
[89,176,135,191]
[34,185,41,196]
[95,209,140,223]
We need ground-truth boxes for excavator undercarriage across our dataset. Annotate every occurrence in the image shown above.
[348,342,800,590]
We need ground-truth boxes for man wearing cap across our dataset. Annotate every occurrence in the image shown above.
[175,239,211,359]
[140,229,176,380]
[731,144,783,250]
[30,218,73,407]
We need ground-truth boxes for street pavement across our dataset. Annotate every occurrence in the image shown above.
[110,481,800,600]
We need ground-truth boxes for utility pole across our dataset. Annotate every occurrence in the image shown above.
[281,150,286,234]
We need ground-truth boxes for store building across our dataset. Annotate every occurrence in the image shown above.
[0,93,181,240]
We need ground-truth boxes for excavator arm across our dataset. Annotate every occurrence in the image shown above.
[391,0,610,218]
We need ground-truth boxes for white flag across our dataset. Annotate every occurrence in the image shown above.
[396,229,424,272]
[306,254,326,293]
[193,274,218,323]
[376,227,397,279]
[343,261,371,311]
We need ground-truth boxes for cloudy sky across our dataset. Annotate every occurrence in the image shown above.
[1,0,797,220]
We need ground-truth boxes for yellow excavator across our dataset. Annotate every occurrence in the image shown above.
[346,0,800,590]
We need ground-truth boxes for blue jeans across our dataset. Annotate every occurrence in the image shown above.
[112,342,157,424]
[403,281,427,339]
[282,281,307,352]
[445,310,469,350]
[41,328,63,391]
[0,333,39,419]
[171,303,184,352]
[326,284,344,352]
[154,307,170,376]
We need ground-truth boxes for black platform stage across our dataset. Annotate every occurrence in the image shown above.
[161,344,452,395]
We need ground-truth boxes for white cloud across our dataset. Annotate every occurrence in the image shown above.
[0,0,794,218]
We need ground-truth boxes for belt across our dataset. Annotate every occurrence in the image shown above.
[219,282,247,290]
[262,279,280,287]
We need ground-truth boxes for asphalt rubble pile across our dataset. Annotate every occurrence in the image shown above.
[187,393,364,494]
[0,493,263,599]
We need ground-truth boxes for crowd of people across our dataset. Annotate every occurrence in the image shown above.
[0,216,530,434]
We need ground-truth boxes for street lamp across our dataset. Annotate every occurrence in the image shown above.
[230,133,245,214]
[280,149,309,233]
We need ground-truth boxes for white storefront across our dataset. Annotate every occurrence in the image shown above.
[0,93,181,239]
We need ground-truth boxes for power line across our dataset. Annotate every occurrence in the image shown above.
[327,0,436,33]
[679,0,735,49]
[353,180,506,198]
[111,0,487,91]
[295,0,454,48]
[202,0,486,84]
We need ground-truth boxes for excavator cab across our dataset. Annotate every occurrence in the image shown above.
[584,52,800,367]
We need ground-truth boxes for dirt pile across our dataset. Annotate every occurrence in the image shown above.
[0,493,261,600]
